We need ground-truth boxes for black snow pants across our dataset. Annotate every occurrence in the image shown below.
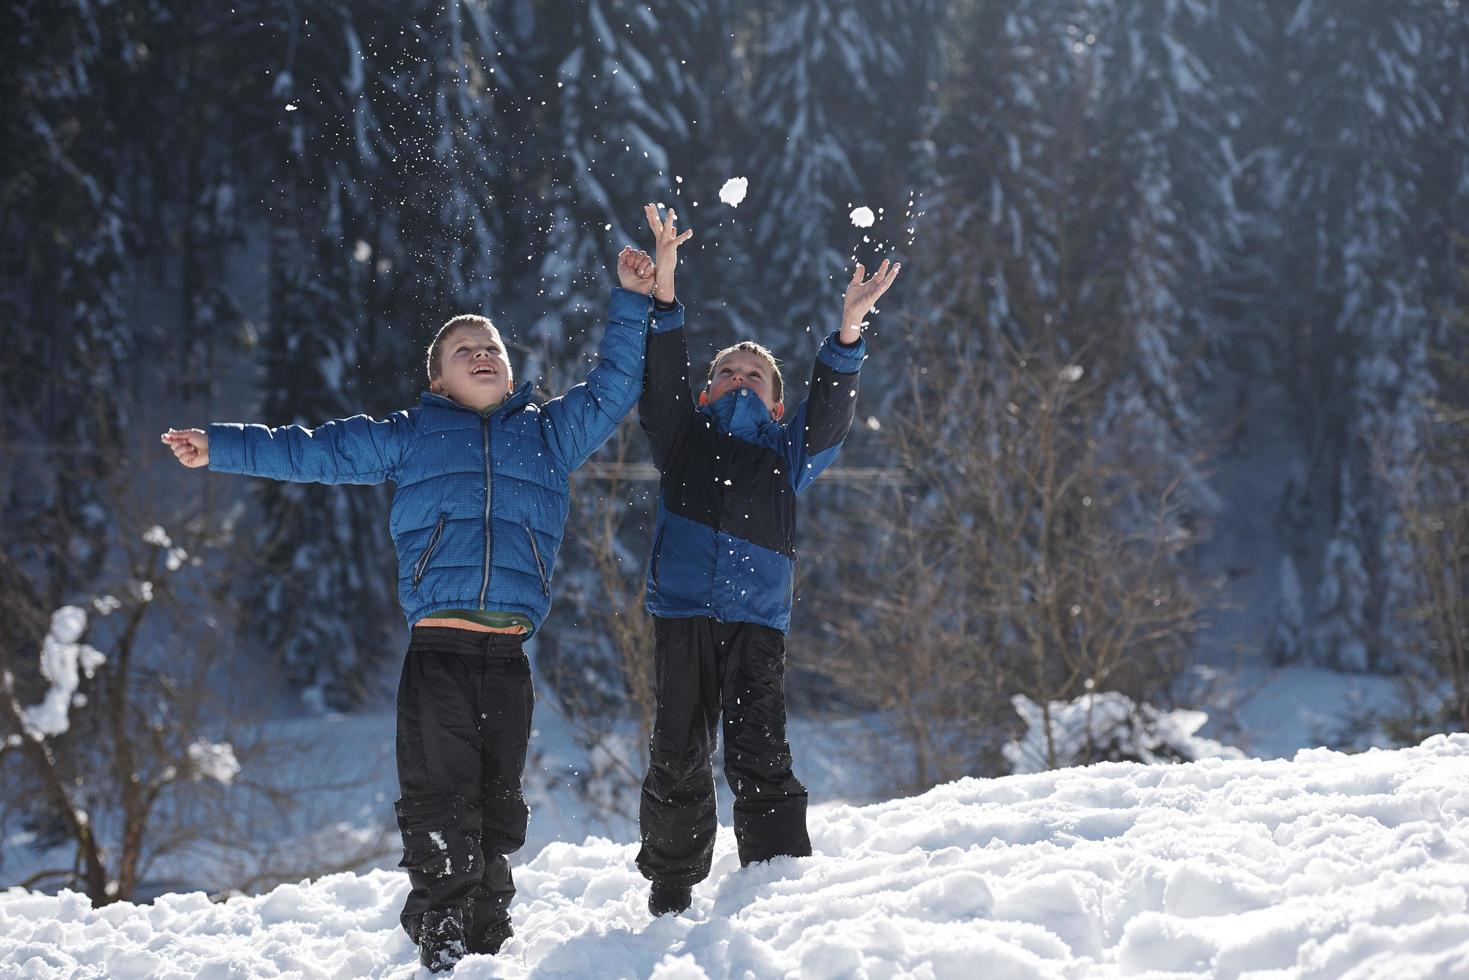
[636,615,812,886]
[394,626,533,942]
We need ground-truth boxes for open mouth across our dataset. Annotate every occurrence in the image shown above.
[471,365,497,376]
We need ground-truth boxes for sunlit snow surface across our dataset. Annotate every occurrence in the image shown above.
[4,736,1468,978]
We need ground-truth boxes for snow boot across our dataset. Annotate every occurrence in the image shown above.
[648,881,692,917]
[417,906,467,974]
[466,916,513,956]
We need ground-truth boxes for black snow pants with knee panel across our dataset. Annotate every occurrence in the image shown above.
[394,626,533,942]
[636,615,812,886]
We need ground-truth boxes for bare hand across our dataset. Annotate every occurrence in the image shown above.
[840,258,902,342]
[643,203,693,303]
[160,428,209,468]
[617,246,657,294]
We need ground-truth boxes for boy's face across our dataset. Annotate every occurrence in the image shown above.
[706,350,783,418]
[433,324,512,411]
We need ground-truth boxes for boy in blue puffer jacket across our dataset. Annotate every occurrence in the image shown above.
[160,234,686,973]
[634,204,901,916]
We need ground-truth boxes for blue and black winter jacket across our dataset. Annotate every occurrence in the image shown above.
[208,287,667,632]
[639,315,865,633]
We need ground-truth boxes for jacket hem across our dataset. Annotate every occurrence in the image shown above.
[644,601,791,635]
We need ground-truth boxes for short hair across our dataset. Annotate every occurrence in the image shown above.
[707,341,784,403]
[426,315,506,383]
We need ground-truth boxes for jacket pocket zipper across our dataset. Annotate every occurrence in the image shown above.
[650,526,666,594]
[524,525,549,596]
[413,514,448,589]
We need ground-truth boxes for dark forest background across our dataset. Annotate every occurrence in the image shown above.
[3,0,1468,899]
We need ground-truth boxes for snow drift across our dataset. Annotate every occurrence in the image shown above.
[4,735,1468,978]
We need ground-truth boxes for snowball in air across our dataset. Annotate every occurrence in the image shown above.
[719,177,748,208]
[849,206,876,228]
[188,739,241,784]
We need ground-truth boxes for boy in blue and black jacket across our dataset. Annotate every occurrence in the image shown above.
[634,204,901,915]
[161,240,683,973]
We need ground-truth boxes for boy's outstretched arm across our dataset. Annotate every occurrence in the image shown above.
[638,204,696,471]
[782,258,902,493]
[160,412,413,485]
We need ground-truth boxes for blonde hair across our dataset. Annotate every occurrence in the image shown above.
[426,315,508,384]
[707,341,784,403]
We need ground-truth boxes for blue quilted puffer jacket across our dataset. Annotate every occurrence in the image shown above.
[208,287,671,632]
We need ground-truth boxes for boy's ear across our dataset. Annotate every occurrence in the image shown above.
[771,402,785,420]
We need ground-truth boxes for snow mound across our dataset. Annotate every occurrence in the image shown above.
[5,736,1469,978]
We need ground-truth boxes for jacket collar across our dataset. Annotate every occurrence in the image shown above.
[420,383,534,418]
[699,388,780,446]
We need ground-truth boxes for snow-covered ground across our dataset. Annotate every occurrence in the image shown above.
[5,733,1467,978]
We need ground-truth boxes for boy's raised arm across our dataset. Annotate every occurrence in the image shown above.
[782,258,902,493]
[160,412,414,485]
[638,204,696,470]
[539,242,666,470]
[544,204,694,472]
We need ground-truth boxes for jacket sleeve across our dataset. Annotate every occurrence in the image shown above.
[781,332,866,494]
[207,410,415,485]
[540,286,653,471]
[638,298,693,472]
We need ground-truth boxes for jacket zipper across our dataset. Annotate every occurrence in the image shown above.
[524,525,549,596]
[413,513,448,589]
[478,414,493,608]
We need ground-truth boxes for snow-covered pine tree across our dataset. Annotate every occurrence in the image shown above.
[1413,1,1469,339]
[1249,0,1440,672]
[743,0,940,354]
[1077,0,1240,498]
[812,0,1230,783]
[112,2,262,407]
[640,0,759,336]
[1,0,133,643]
[1386,0,1469,735]
[531,0,655,342]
